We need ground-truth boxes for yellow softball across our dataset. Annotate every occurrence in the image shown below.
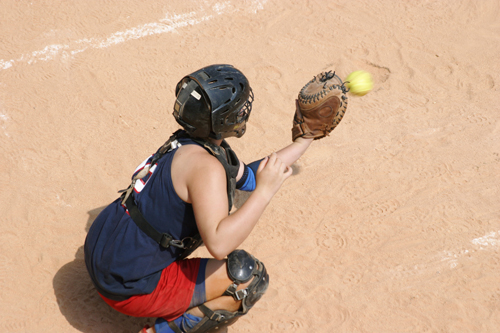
[345,70,373,96]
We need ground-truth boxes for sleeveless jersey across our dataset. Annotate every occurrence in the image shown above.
[84,136,203,301]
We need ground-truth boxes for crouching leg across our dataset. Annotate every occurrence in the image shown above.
[167,250,269,333]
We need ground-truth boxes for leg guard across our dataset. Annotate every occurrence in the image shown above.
[222,249,269,313]
[170,250,269,333]
[176,304,243,333]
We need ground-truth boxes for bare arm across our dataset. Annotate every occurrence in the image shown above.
[235,137,313,182]
[188,152,292,260]
[177,136,311,259]
[275,137,313,167]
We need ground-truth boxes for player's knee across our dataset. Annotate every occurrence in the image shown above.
[172,251,268,333]
[223,249,269,313]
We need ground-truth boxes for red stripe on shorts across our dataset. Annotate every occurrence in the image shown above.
[99,258,201,321]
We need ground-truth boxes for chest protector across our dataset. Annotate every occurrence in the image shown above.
[119,130,239,260]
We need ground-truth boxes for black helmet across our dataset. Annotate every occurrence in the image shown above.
[173,64,254,139]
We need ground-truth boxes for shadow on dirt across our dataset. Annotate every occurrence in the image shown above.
[52,206,154,333]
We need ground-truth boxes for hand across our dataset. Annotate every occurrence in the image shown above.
[254,152,293,201]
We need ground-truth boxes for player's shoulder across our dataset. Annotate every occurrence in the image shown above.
[171,142,226,202]
[175,143,225,174]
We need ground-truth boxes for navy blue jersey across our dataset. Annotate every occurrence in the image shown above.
[84,136,203,300]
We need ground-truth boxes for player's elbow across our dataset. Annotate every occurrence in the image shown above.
[211,252,227,261]
[205,242,232,261]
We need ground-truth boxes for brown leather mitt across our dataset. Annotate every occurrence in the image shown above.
[292,71,348,141]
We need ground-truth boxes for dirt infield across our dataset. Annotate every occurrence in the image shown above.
[1,1,499,332]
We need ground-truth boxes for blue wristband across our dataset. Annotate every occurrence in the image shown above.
[236,158,263,192]
[236,165,256,192]
[247,159,263,175]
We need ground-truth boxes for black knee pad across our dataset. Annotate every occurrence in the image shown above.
[223,249,269,313]
[173,251,269,333]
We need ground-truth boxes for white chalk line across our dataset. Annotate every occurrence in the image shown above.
[388,230,500,280]
[0,0,268,71]
[0,102,9,137]
[471,230,500,249]
[440,230,500,269]
[0,12,208,70]
[0,0,267,135]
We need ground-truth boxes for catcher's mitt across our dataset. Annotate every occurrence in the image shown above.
[292,71,348,141]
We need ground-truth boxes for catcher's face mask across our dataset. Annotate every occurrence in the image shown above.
[236,89,254,124]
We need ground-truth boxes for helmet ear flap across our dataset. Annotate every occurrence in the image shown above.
[173,79,212,138]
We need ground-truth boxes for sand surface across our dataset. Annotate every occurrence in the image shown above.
[1,1,499,332]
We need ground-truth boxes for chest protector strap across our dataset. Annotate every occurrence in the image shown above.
[119,130,239,260]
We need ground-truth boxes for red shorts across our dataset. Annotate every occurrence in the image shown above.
[99,258,201,321]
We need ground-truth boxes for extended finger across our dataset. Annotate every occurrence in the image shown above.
[268,152,277,165]
[277,160,287,173]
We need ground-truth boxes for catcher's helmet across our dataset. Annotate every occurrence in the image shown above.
[173,64,253,140]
